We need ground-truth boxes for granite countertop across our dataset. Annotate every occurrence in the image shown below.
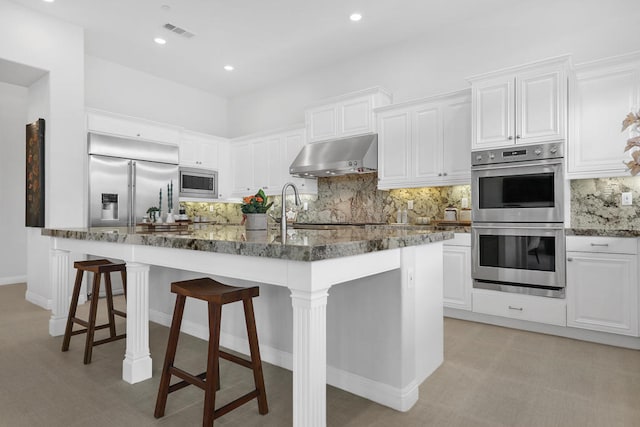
[42,224,454,262]
[565,228,640,238]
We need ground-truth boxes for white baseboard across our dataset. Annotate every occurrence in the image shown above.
[25,290,51,310]
[0,275,27,286]
[149,308,419,412]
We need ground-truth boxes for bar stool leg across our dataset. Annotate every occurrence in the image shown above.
[243,298,269,415]
[203,302,222,427]
[84,272,102,364]
[61,269,84,352]
[104,272,117,339]
[120,269,127,297]
[154,294,187,419]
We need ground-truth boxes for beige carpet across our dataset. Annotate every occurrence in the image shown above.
[0,282,638,426]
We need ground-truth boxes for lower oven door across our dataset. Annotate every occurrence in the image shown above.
[472,223,565,298]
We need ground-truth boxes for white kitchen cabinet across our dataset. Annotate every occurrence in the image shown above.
[86,109,181,145]
[567,52,640,178]
[472,288,567,326]
[468,56,570,150]
[305,87,392,143]
[231,141,254,196]
[566,236,639,336]
[230,127,317,197]
[443,234,472,310]
[180,130,223,170]
[376,89,471,189]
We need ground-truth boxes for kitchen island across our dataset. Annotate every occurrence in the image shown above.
[43,224,452,427]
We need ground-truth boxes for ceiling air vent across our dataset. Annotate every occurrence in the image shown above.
[163,23,195,39]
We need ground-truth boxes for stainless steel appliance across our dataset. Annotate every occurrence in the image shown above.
[88,133,179,227]
[471,144,564,223]
[179,167,218,199]
[289,133,377,177]
[471,143,566,298]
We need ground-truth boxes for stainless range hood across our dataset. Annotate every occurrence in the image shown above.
[289,133,378,178]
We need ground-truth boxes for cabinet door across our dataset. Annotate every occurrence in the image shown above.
[377,110,411,188]
[179,139,200,167]
[567,252,638,336]
[472,76,514,149]
[87,111,181,144]
[306,105,337,142]
[568,64,640,178]
[340,96,372,137]
[217,139,231,199]
[441,96,471,183]
[180,133,219,169]
[231,142,254,195]
[443,245,472,310]
[413,106,441,182]
[253,137,281,194]
[516,69,565,145]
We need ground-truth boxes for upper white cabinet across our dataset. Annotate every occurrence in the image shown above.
[566,236,639,337]
[305,87,392,143]
[467,56,570,150]
[567,52,640,178]
[86,109,181,145]
[376,89,471,189]
[180,130,225,170]
[230,127,317,197]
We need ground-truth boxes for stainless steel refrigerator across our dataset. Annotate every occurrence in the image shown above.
[88,133,179,227]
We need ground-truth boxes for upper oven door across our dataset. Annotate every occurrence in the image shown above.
[472,223,566,288]
[471,158,564,223]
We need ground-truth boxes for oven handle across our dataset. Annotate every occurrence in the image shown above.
[471,158,563,171]
[472,224,565,231]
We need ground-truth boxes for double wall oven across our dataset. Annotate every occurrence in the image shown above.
[471,143,565,298]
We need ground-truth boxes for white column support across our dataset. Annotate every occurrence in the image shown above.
[49,248,70,336]
[290,288,330,427]
[122,262,152,384]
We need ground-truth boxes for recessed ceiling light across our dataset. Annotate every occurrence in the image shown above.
[224,65,234,71]
[154,37,167,45]
[349,13,362,22]
[43,0,55,3]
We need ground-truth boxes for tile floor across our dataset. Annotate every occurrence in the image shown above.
[1,283,638,426]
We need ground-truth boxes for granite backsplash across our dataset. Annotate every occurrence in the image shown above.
[183,173,471,225]
[570,177,640,230]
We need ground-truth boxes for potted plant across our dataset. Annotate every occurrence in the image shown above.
[240,189,273,230]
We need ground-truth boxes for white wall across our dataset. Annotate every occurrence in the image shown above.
[85,55,228,137]
[227,3,638,136]
[0,81,28,285]
[0,0,85,307]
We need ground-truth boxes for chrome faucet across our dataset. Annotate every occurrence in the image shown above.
[281,182,301,238]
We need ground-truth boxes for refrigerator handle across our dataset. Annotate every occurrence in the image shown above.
[131,161,137,226]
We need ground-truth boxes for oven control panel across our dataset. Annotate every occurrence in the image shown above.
[472,143,563,166]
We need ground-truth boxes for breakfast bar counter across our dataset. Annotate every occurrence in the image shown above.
[43,224,452,427]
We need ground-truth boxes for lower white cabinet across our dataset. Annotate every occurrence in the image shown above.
[472,288,567,326]
[443,234,471,310]
[566,236,639,336]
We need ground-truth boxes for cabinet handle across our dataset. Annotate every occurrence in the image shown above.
[264,186,269,189]
[590,243,609,247]
[438,173,442,176]
[508,306,523,311]
[443,172,448,176]
[508,136,513,140]
[567,257,573,262]
[516,135,521,139]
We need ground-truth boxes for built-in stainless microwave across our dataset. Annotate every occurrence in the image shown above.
[179,167,218,199]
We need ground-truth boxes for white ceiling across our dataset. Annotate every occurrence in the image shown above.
[8,0,516,97]
[6,0,634,98]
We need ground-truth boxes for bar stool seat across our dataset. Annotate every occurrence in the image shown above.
[154,277,268,426]
[61,259,127,364]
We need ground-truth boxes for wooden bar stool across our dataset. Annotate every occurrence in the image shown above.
[154,278,268,426]
[61,259,127,364]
